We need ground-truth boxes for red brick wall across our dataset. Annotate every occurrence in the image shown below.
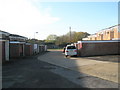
[0,41,5,63]
[77,42,119,56]
[25,45,33,56]
[10,43,20,58]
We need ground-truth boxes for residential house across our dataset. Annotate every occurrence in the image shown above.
[82,25,120,40]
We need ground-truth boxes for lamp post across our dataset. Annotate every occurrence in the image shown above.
[33,32,38,55]
[33,32,38,44]
[69,27,71,43]
[34,32,38,39]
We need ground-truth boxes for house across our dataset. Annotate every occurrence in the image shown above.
[82,25,120,40]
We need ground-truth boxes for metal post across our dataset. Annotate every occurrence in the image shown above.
[34,32,38,39]
[69,27,71,43]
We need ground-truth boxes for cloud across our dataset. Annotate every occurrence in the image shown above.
[0,0,60,39]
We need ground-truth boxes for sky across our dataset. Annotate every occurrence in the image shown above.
[0,0,118,40]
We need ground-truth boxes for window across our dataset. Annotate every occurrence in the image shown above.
[67,46,76,49]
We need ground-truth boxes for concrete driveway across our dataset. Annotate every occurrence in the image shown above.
[38,50,119,84]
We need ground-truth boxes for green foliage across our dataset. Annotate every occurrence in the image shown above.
[45,31,90,46]
[27,39,45,44]
[45,34,57,43]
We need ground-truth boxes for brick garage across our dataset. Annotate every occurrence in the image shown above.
[39,45,44,52]
[24,43,33,56]
[0,31,10,63]
[10,42,25,58]
[0,40,9,63]
[0,41,5,63]
[32,44,40,54]
[77,40,120,56]
[39,45,47,52]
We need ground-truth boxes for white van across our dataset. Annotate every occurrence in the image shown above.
[65,45,77,57]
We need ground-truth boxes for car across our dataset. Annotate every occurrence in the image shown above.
[65,45,77,57]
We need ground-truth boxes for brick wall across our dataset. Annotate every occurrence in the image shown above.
[92,37,97,40]
[97,34,103,40]
[25,45,33,56]
[119,32,120,38]
[77,41,119,56]
[114,27,120,39]
[10,43,20,58]
[0,41,5,63]
[82,25,120,41]
[113,28,117,39]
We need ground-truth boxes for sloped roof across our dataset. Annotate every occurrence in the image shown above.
[0,30,10,36]
[9,34,27,39]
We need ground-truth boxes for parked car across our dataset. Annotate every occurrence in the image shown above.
[65,45,77,57]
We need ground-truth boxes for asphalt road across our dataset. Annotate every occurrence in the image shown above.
[2,54,82,88]
[2,51,119,88]
[38,50,119,88]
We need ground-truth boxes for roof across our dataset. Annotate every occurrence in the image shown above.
[78,40,120,43]
[10,41,25,44]
[97,24,119,33]
[10,34,27,39]
[0,30,10,36]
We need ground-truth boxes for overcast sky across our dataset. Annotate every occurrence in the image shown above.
[0,0,118,40]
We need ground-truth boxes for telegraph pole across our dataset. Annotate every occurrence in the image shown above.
[69,27,71,43]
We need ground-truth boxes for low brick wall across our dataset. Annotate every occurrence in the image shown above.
[77,41,119,56]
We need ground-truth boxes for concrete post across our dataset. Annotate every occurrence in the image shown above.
[5,40,9,61]
[23,44,25,56]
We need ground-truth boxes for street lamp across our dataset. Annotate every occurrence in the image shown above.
[34,32,38,39]
[69,27,71,43]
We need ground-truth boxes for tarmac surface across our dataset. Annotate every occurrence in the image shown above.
[38,50,119,87]
[2,51,120,88]
[2,54,82,88]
